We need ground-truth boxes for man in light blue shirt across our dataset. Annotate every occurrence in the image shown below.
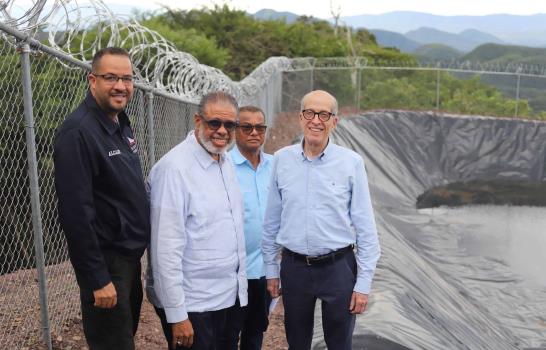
[225,106,273,350]
[148,92,248,350]
[262,90,381,350]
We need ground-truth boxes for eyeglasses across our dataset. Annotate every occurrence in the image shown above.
[301,109,335,122]
[199,115,238,132]
[92,73,134,85]
[238,124,267,135]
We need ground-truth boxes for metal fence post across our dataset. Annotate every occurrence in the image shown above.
[146,91,156,166]
[19,42,53,350]
[436,67,441,110]
[356,66,362,112]
[515,71,521,118]
[309,68,314,92]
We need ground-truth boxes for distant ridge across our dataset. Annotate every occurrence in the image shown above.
[253,8,300,23]
[370,29,420,52]
[462,43,546,66]
[406,27,503,52]
[371,27,504,54]
[340,11,546,47]
[413,44,463,61]
[459,29,504,45]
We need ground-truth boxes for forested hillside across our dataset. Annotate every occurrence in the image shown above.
[43,5,546,119]
[138,5,414,80]
[462,43,546,66]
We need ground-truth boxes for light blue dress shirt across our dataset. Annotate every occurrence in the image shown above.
[262,140,381,294]
[229,146,273,279]
[148,131,248,323]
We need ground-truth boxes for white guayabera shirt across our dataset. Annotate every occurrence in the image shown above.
[148,131,248,323]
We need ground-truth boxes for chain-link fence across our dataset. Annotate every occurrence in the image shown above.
[283,59,546,120]
[3,19,546,350]
[0,23,199,349]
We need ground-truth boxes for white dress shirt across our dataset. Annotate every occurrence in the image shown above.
[148,131,248,323]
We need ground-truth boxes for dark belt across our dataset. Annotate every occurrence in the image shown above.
[283,245,354,266]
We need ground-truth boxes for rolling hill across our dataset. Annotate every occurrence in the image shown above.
[253,8,300,23]
[462,43,546,66]
[406,27,503,52]
[413,44,463,61]
[340,11,546,47]
[369,29,420,52]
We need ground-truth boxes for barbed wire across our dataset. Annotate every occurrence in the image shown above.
[0,0,291,103]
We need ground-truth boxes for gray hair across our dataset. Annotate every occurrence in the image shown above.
[300,90,338,115]
[198,91,239,116]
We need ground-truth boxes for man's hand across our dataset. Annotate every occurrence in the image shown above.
[172,319,194,348]
[267,278,281,298]
[349,292,369,314]
[93,282,117,308]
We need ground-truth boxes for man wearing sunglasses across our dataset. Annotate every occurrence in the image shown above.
[262,90,381,350]
[54,47,149,349]
[148,91,247,350]
[222,106,272,349]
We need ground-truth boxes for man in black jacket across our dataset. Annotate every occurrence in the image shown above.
[54,47,150,350]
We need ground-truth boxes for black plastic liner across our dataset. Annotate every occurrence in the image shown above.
[307,111,546,349]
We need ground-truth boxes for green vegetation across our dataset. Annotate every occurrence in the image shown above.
[139,5,415,80]
[413,44,462,62]
[0,50,85,274]
[455,43,546,116]
[134,5,545,119]
[416,179,546,208]
[462,43,546,66]
[358,70,543,118]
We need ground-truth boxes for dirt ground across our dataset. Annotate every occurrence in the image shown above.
[33,297,288,350]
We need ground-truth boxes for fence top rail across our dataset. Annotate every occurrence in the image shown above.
[285,64,546,79]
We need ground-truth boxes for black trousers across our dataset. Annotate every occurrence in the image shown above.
[220,277,272,350]
[155,303,237,350]
[280,250,357,350]
[79,251,143,350]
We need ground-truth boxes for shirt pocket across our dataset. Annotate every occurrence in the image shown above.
[318,175,350,204]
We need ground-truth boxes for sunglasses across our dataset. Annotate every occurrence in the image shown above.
[238,124,267,135]
[199,115,238,132]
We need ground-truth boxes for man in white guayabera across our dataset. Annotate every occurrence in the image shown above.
[147,91,247,350]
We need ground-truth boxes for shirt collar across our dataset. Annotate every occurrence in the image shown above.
[231,145,269,167]
[299,138,332,161]
[230,146,247,165]
[84,91,130,135]
[188,130,225,169]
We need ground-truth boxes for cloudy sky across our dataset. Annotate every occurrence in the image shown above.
[105,0,546,18]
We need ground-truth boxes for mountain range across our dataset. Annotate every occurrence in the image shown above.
[340,11,546,47]
[371,27,504,53]
[254,9,546,49]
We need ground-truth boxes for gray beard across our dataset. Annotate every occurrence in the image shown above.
[197,126,234,155]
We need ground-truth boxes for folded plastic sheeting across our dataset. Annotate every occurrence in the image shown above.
[309,111,546,349]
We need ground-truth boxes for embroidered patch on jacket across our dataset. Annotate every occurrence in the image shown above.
[108,149,121,157]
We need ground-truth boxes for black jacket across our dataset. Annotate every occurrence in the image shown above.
[54,92,150,291]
